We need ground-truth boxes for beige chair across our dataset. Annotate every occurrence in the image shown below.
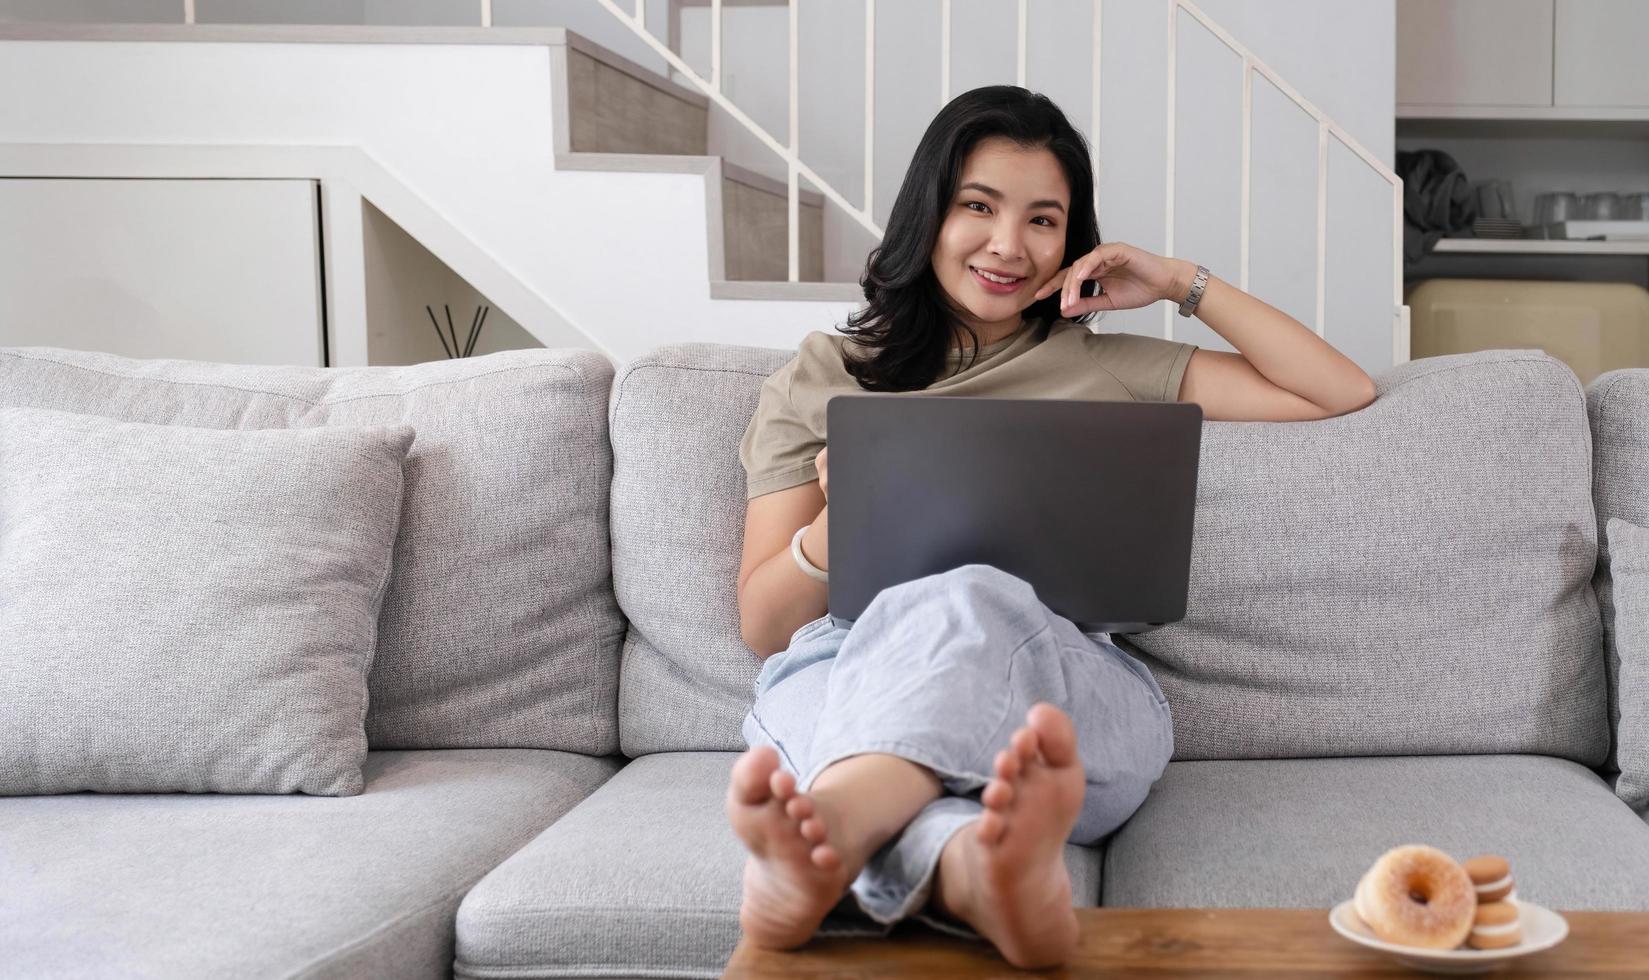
[1406,278,1649,385]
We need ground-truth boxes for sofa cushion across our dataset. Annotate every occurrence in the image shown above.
[0,749,621,979]
[1604,516,1649,812]
[454,752,1102,979]
[608,345,790,754]
[0,346,625,753]
[1102,755,1649,910]
[1119,350,1606,763]
[0,407,412,796]
[1586,369,1649,778]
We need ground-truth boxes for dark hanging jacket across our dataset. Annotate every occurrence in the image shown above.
[1396,149,1478,263]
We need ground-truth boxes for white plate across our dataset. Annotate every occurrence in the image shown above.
[1328,899,1569,975]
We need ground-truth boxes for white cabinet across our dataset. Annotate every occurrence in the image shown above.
[0,178,325,366]
[1396,0,1553,108]
[1554,0,1649,107]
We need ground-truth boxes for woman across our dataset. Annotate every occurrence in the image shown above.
[728,85,1376,968]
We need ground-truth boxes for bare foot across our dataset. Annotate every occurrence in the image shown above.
[726,745,856,949]
[936,703,1085,969]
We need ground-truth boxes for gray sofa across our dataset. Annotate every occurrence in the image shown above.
[2,341,1647,979]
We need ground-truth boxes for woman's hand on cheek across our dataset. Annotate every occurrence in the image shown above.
[1033,242,1189,316]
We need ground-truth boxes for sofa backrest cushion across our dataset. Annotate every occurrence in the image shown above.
[1123,349,1606,763]
[608,344,789,754]
[1586,368,1649,775]
[0,347,624,753]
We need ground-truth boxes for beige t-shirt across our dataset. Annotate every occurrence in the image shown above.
[739,316,1199,500]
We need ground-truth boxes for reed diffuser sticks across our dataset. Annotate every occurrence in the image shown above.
[425,304,490,359]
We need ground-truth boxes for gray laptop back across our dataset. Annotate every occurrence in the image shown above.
[827,394,1202,633]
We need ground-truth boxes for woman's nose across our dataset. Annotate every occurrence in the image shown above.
[989,226,1025,261]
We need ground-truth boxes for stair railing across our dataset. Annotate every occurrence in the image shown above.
[499,0,1410,360]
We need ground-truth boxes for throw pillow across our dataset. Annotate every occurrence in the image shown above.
[1608,516,1649,813]
[0,407,413,796]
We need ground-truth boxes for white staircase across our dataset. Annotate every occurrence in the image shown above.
[0,24,862,367]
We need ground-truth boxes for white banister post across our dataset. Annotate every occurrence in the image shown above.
[1164,0,1177,341]
[712,0,721,89]
[1016,0,1027,87]
[1316,121,1328,338]
[1395,147,1406,363]
[865,0,875,220]
[1091,0,1101,227]
[940,0,951,106]
[788,0,799,282]
[1240,59,1251,293]
[480,0,491,28]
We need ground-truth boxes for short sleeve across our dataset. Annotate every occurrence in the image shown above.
[739,359,825,500]
[1086,330,1199,402]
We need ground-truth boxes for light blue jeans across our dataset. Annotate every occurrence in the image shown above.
[740,563,1174,940]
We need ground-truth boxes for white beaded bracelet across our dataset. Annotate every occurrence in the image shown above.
[790,525,829,583]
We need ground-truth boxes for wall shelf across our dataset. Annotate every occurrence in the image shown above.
[1398,105,1649,123]
[1431,238,1649,256]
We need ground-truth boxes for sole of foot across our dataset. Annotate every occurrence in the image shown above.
[945,702,1085,969]
[726,745,856,950]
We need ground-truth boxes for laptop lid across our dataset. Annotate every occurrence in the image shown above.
[826,394,1202,633]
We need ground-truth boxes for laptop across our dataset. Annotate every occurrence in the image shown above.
[826,394,1203,634]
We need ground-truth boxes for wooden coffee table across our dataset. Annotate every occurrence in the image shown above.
[723,907,1649,977]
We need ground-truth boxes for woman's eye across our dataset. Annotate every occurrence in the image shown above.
[964,202,1055,227]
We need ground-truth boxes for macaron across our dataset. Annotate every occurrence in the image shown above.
[1466,899,1522,950]
[1463,854,1515,903]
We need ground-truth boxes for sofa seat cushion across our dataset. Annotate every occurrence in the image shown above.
[454,752,1102,979]
[0,750,621,980]
[1102,755,1649,910]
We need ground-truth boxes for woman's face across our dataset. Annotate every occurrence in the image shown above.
[930,136,1070,342]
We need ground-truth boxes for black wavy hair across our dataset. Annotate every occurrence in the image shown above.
[840,85,1103,392]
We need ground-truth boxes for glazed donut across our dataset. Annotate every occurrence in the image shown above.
[1354,845,1477,949]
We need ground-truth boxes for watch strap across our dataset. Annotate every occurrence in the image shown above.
[1177,264,1210,317]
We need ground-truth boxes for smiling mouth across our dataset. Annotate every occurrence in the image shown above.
[970,266,1025,286]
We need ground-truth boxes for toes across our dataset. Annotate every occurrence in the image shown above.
[811,843,842,872]
[1011,726,1039,765]
[799,816,828,844]
[785,795,813,822]
[994,747,1021,781]
[983,777,1015,810]
[730,746,779,805]
[976,809,1006,846]
[1028,703,1079,768]
[768,767,796,802]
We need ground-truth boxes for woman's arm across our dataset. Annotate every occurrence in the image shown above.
[737,447,832,658]
[1034,242,1379,422]
[1167,260,1377,419]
